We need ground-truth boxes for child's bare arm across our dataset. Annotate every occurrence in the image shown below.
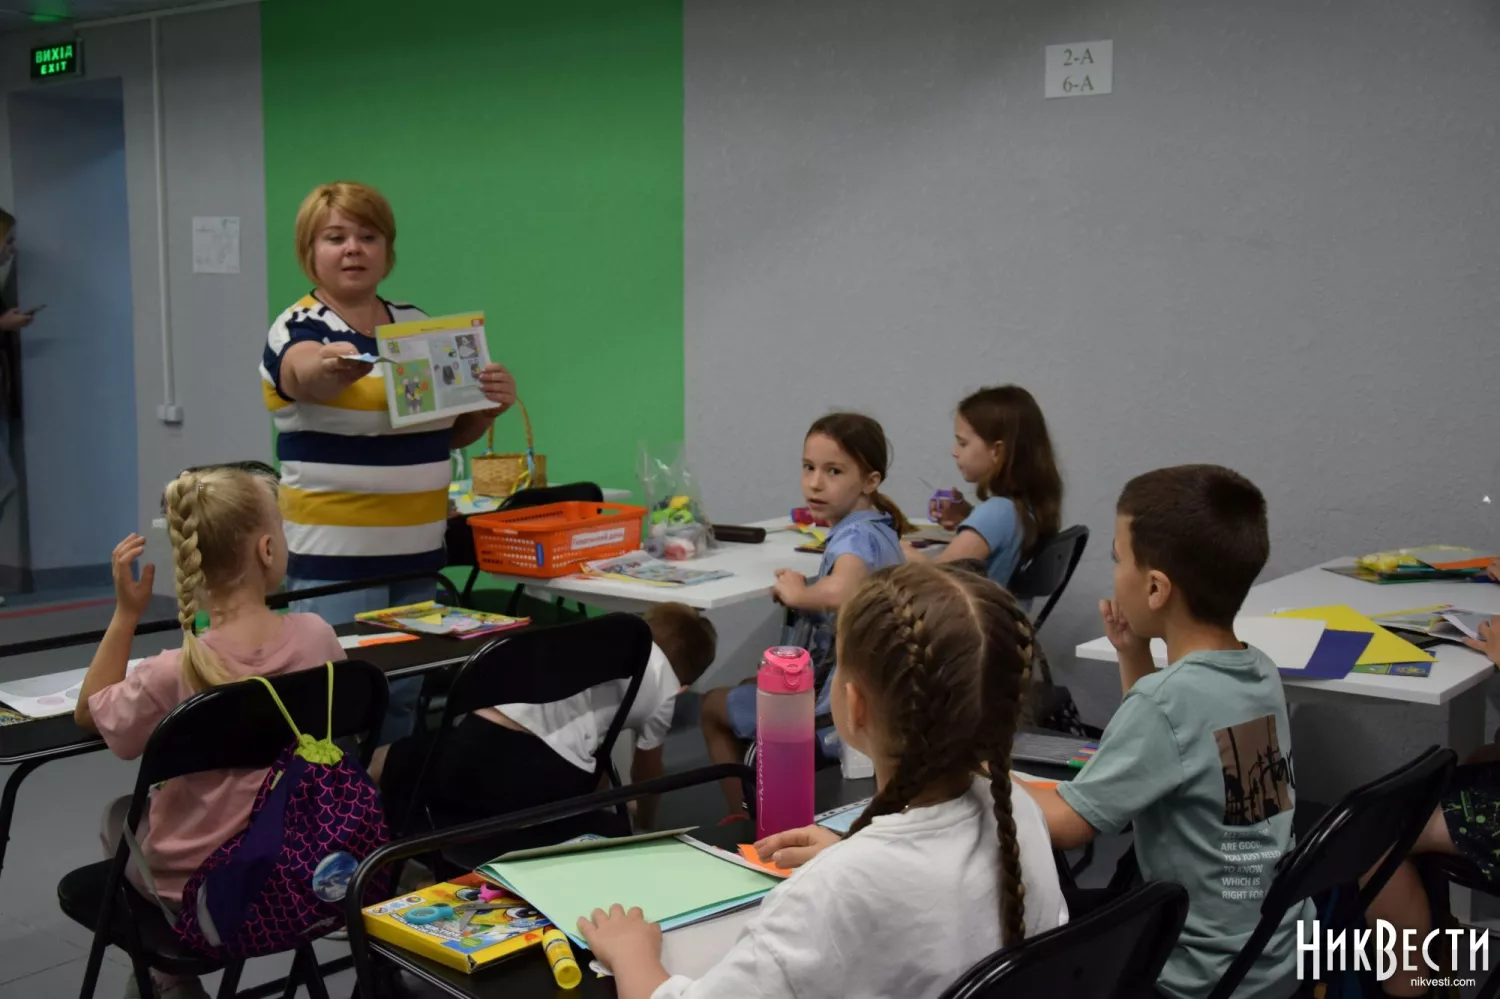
[1019,782,1099,850]
[772,554,868,613]
[631,746,666,829]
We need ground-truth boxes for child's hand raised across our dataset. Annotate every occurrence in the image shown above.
[755,825,842,869]
[1099,598,1148,653]
[577,904,662,970]
[111,534,155,621]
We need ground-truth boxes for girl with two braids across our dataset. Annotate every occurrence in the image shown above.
[77,468,343,999]
[579,561,1068,999]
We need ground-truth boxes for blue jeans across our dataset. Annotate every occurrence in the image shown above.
[285,575,437,745]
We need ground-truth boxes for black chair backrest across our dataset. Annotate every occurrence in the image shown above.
[499,481,605,512]
[940,881,1189,999]
[1008,525,1088,630]
[442,613,652,721]
[1206,745,1456,999]
[405,614,652,836]
[133,659,389,804]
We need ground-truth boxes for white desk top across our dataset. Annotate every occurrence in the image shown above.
[1075,560,1500,706]
[488,518,823,612]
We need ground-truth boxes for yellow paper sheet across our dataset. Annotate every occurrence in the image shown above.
[1273,605,1434,665]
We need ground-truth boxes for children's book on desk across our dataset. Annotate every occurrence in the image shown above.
[1371,606,1492,648]
[476,829,779,950]
[582,552,732,587]
[361,873,549,973]
[354,601,528,638]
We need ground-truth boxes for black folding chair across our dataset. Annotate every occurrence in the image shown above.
[1206,746,1456,999]
[344,764,753,999]
[393,613,654,868]
[59,660,389,999]
[446,481,605,609]
[939,880,1188,999]
[1009,524,1088,632]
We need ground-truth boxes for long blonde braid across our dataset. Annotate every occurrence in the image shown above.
[163,468,272,692]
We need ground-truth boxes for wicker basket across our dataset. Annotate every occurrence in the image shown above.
[472,401,547,497]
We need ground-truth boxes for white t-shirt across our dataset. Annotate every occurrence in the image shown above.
[483,643,678,773]
[653,776,1068,999]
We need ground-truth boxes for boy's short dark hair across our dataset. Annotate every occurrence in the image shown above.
[1117,464,1268,628]
[644,603,718,686]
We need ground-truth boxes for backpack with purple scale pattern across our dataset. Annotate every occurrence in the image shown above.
[172,663,392,958]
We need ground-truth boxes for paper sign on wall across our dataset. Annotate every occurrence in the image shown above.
[192,216,240,274]
[1045,40,1112,98]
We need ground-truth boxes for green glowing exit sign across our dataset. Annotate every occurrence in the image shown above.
[31,40,83,80]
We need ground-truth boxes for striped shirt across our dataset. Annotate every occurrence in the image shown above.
[260,293,454,581]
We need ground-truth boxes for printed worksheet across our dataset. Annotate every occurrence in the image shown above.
[376,312,494,428]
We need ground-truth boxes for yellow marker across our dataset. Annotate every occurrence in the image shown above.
[542,928,582,989]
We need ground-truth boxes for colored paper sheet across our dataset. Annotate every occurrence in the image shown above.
[478,837,777,950]
[1288,629,1372,680]
[1273,605,1434,666]
[737,845,791,878]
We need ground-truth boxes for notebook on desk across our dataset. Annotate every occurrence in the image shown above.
[476,832,780,949]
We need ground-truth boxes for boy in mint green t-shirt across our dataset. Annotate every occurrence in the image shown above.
[1024,464,1308,999]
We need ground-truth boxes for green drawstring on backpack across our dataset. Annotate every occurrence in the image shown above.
[249,662,343,765]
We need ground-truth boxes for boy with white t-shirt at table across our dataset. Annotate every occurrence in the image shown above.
[376,603,718,831]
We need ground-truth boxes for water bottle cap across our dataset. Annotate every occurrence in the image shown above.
[759,646,813,694]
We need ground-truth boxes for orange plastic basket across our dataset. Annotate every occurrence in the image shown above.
[468,502,647,579]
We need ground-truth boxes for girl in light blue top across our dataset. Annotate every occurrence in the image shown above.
[700,412,909,818]
[907,386,1063,589]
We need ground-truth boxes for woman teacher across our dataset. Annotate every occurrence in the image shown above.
[259,181,517,740]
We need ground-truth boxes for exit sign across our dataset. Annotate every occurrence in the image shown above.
[31,40,82,80]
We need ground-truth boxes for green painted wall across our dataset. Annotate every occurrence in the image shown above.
[261,0,683,511]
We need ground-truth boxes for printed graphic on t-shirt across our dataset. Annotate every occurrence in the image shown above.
[1215,714,1293,827]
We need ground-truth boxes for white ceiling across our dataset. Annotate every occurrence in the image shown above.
[0,0,232,33]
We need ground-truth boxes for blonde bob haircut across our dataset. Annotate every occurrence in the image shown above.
[293,181,397,286]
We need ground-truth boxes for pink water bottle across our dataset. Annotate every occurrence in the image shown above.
[756,646,816,839]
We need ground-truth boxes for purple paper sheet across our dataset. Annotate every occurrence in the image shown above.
[1280,629,1373,680]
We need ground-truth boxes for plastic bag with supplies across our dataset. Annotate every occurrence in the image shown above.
[638,444,715,561]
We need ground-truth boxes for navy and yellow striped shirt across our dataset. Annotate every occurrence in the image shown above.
[260,294,454,581]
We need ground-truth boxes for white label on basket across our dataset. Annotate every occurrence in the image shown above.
[571,526,628,551]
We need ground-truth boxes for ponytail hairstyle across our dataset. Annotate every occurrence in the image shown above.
[805,412,912,535]
[957,386,1062,556]
[835,561,1035,947]
[163,467,280,693]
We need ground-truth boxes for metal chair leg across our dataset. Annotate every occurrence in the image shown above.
[215,960,243,999]
[298,945,332,999]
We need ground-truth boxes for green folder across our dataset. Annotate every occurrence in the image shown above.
[477,835,779,949]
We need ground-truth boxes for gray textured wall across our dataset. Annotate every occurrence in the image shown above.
[9,82,136,571]
[684,0,1500,737]
[0,5,269,584]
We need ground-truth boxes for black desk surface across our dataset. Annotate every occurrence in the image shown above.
[370,762,1077,998]
[0,623,471,766]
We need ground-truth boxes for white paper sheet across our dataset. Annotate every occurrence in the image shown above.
[191,216,240,274]
[0,659,145,719]
[1079,616,1325,671]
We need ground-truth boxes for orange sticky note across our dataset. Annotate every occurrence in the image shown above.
[358,633,421,646]
[738,844,791,878]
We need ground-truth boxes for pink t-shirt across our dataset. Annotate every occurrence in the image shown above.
[88,613,344,899]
